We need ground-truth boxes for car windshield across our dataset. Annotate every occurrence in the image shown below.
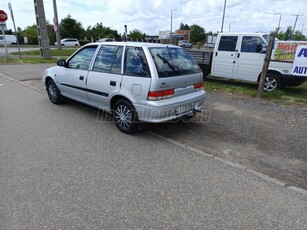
[149,47,201,78]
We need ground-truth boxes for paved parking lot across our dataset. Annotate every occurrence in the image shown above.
[1,64,307,229]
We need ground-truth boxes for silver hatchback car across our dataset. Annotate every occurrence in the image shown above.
[43,42,206,133]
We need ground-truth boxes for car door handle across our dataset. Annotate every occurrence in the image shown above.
[110,81,116,86]
[79,75,84,80]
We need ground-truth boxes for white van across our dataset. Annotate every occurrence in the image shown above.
[0,35,17,45]
[210,33,306,91]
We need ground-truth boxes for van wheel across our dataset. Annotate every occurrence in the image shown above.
[46,79,64,104]
[264,74,280,92]
[113,100,137,134]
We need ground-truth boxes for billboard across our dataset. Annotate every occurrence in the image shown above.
[272,41,307,62]
[292,45,307,77]
[159,31,170,39]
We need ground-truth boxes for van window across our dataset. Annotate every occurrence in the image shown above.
[93,45,123,74]
[241,36,265,53]
[149,47,201,78]
[124,46,150,77]
[218,36,238,51]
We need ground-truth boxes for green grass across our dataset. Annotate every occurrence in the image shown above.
[0,57,58,64]
[10,48,77,57]
[204,79,307,106]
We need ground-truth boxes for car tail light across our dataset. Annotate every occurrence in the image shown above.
[194,82,204,91]
[148,89,174,100]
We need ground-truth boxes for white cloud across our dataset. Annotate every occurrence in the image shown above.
[0,0,306,36]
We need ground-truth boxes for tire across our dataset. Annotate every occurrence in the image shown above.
[113,100,137,134]
[263,74,280,92]
[46,79,64,104]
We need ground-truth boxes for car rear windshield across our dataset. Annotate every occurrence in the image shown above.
[149,47,201,78]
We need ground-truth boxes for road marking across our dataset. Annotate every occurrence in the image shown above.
[0,84,4,87]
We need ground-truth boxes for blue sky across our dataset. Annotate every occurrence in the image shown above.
[0,0,306,36]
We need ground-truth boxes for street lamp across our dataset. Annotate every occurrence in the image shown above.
[170,9,177,43]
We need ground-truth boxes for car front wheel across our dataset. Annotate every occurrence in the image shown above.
[46,79,64,104]
[113,100,137,134]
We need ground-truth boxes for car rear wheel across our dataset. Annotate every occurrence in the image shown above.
[46,79,64,104]
[113,100,137,134]
[264,74,280,92]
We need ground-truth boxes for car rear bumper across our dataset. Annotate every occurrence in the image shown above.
[135,90,206,123]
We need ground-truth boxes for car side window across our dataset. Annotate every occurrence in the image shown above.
[68,46,97,70]
[92,45,123,74]
[124,46,150,77]
[241,36,266,53]
[218,36,238,52]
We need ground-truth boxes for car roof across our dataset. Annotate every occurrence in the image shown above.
[87,41,178,48]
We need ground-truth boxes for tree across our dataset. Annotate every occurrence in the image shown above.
[179,22,190,30]
[128,29,145,40]
[20,25,38,45]
[60,14,85,39]
[190,24,205,42]
[275,26,306,41]
[86,23,120,41]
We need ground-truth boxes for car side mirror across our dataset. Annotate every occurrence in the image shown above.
[57,59,67,67]
[261,44,267,53]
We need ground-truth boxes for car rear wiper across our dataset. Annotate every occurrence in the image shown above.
[157,54,183,73]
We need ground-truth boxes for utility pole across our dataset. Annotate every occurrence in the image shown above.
[221,0,227,32]
[33,0,51,59]
[170,9,177,44]
[291,14,304,38]
[53,0,61,50]
[274,13,282,32]
[257,33,275,98]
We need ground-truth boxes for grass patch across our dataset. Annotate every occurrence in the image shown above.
[204,79,258,97]
[10,48,77,57]
[0,57,58,64]
[204,78,307,106]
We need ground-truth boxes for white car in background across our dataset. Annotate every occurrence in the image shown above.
[55,38,80,46]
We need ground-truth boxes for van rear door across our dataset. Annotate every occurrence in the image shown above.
[211,35,239,79]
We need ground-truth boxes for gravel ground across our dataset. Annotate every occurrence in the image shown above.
[151,91,307,189]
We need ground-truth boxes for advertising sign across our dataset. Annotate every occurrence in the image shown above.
[292,45,307,77]
[159,31,170,39]
[272,41,307,62]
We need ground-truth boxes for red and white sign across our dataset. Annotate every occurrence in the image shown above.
[0,10,8,22]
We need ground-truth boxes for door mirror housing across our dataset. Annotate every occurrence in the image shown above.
[57,59,67,67]
[261,44,267,53]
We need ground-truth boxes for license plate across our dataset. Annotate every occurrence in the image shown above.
[175,103,194,115]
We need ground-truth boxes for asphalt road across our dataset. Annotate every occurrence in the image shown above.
[1,65,307,229]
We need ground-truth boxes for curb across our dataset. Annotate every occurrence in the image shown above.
[149,131,307,197]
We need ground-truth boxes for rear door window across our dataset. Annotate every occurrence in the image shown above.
[149,47,201,78]
[218,36,238,51]
[92,45,123,74]
[124,46,150,77]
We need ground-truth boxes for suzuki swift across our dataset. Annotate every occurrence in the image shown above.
[43,42,206,133]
